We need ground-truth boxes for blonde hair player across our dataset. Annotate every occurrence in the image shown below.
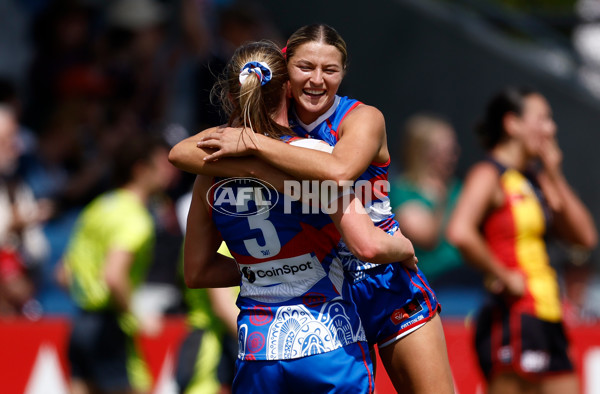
[179,40,419,393]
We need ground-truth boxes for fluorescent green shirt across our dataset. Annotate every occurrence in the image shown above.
[64,189,154,311]
[184,243,238,331]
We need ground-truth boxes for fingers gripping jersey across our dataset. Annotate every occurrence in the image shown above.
[210,178,365,361]
[290,95,396,275]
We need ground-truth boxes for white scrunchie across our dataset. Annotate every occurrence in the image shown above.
[239,61,272,86]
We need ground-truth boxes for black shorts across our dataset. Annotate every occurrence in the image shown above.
[475,300,574,380]
[68,311,132,391]
[175,328,237,393]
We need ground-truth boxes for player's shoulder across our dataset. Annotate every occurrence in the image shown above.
[463,161,502,195]
[469,161,500,179]
[345,102,384,125]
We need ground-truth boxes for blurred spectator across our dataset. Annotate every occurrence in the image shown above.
[0,0,34,89]
[0,0,283,321]
[163,0,213,132]
[0,105,49,319]
[192,1,284,131]
[57,134,179,393]
[24,0,100,132]
[21,98,124,216]
[390,113,470,288]
[19,0,116,214]
[102,0,168,125]
[0,77,38,158]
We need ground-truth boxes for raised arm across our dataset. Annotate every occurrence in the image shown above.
[446,162,525,296]
[183,175,241,288]
[197,105,387,184]
[169,127,294,192]
[536,138,597,249]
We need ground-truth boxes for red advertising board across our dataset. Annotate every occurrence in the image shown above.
[1,317,598,393]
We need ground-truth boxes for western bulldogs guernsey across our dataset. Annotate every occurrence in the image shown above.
[290,95,397,276]
[210,177,365,361]
[290,97,439,349]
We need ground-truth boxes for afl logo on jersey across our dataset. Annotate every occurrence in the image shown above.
[208,177,278,217]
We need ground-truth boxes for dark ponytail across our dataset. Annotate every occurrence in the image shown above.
[476,86,537,150]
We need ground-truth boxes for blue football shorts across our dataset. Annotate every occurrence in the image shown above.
[350,262,440,348]
[232,341,373,393]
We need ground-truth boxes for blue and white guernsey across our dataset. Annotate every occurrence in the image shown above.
[290,95,398,276]
[210,174,365,361]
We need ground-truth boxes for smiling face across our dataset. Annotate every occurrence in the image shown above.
[287,41,345,124]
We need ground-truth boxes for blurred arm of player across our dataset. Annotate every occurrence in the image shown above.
[103,249,161,336]
[330,192,417,270]
[104,249,136,314]
[536,137,597,250]
[197,105,386,186]
[446,162,525,297]
[290,138,417,270]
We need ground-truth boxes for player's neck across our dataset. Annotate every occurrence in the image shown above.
[491,141,527,172]
[272,92,290,127]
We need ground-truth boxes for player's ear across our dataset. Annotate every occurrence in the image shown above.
[285,81,292,99]
[503,112,521,137]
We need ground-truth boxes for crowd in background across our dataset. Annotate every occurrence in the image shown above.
[0,0,598,326]
[0,0,284,319]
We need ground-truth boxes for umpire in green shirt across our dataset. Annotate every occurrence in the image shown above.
[59,135,178,394]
